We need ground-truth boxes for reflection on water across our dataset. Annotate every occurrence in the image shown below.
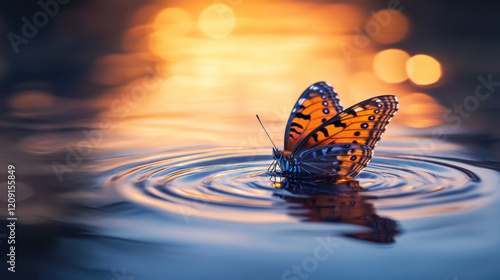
[1,1,500,279]
[93,145,492,222]
[7,143,499,279]
[275,177,399,244]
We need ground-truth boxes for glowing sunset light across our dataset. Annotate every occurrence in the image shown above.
[198,4,236,39]
[406,54,442,85]
[373,49,410,83]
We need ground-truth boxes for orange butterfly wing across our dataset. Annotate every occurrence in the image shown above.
[284,82,344,151]
[293,95,398,152]
[292,95,398,177]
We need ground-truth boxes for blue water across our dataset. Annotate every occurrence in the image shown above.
[8,140,499,280]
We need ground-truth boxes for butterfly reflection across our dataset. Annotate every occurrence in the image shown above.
[273,176,400,244]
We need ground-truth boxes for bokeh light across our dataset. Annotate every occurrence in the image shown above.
[369,10,409,44]
[148,7,192,61]
[153,7,192,37]
[406,54,442,85]
[373,49,410,83]
[198,4,236,39]
[115,1,429,145]
[398,93,445,128]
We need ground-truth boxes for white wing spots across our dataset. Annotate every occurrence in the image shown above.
[309,86,319,90]
[292,108,297,113]
[354,107,363,112]
[298,98,306,105]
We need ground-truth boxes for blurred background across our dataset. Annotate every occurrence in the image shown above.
[1,0,499,157]
[0,0,500,279]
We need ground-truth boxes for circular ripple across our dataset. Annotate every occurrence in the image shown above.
[102,147,496,223]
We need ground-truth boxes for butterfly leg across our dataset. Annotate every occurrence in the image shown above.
[267,160,276,173]
[268,160,277,173]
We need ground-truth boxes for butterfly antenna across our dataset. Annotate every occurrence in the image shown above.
[256,115,278,149]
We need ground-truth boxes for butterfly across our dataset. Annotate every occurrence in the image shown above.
[267,81,398,180]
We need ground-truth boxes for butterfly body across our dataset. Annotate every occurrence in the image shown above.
[272,148,301,173]
[270,82,398,179]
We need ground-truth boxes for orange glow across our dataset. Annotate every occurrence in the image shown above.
[398,93,445,128]
[198,4,236,38]
[9,91,55,117]
[373,49,410,83]
[94,1,436,149]
[153,7,191,37]
[406,54,442,85]
[148,7,192,61]
[370,10,409,44]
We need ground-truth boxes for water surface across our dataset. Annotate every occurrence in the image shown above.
[9,139,498,280]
